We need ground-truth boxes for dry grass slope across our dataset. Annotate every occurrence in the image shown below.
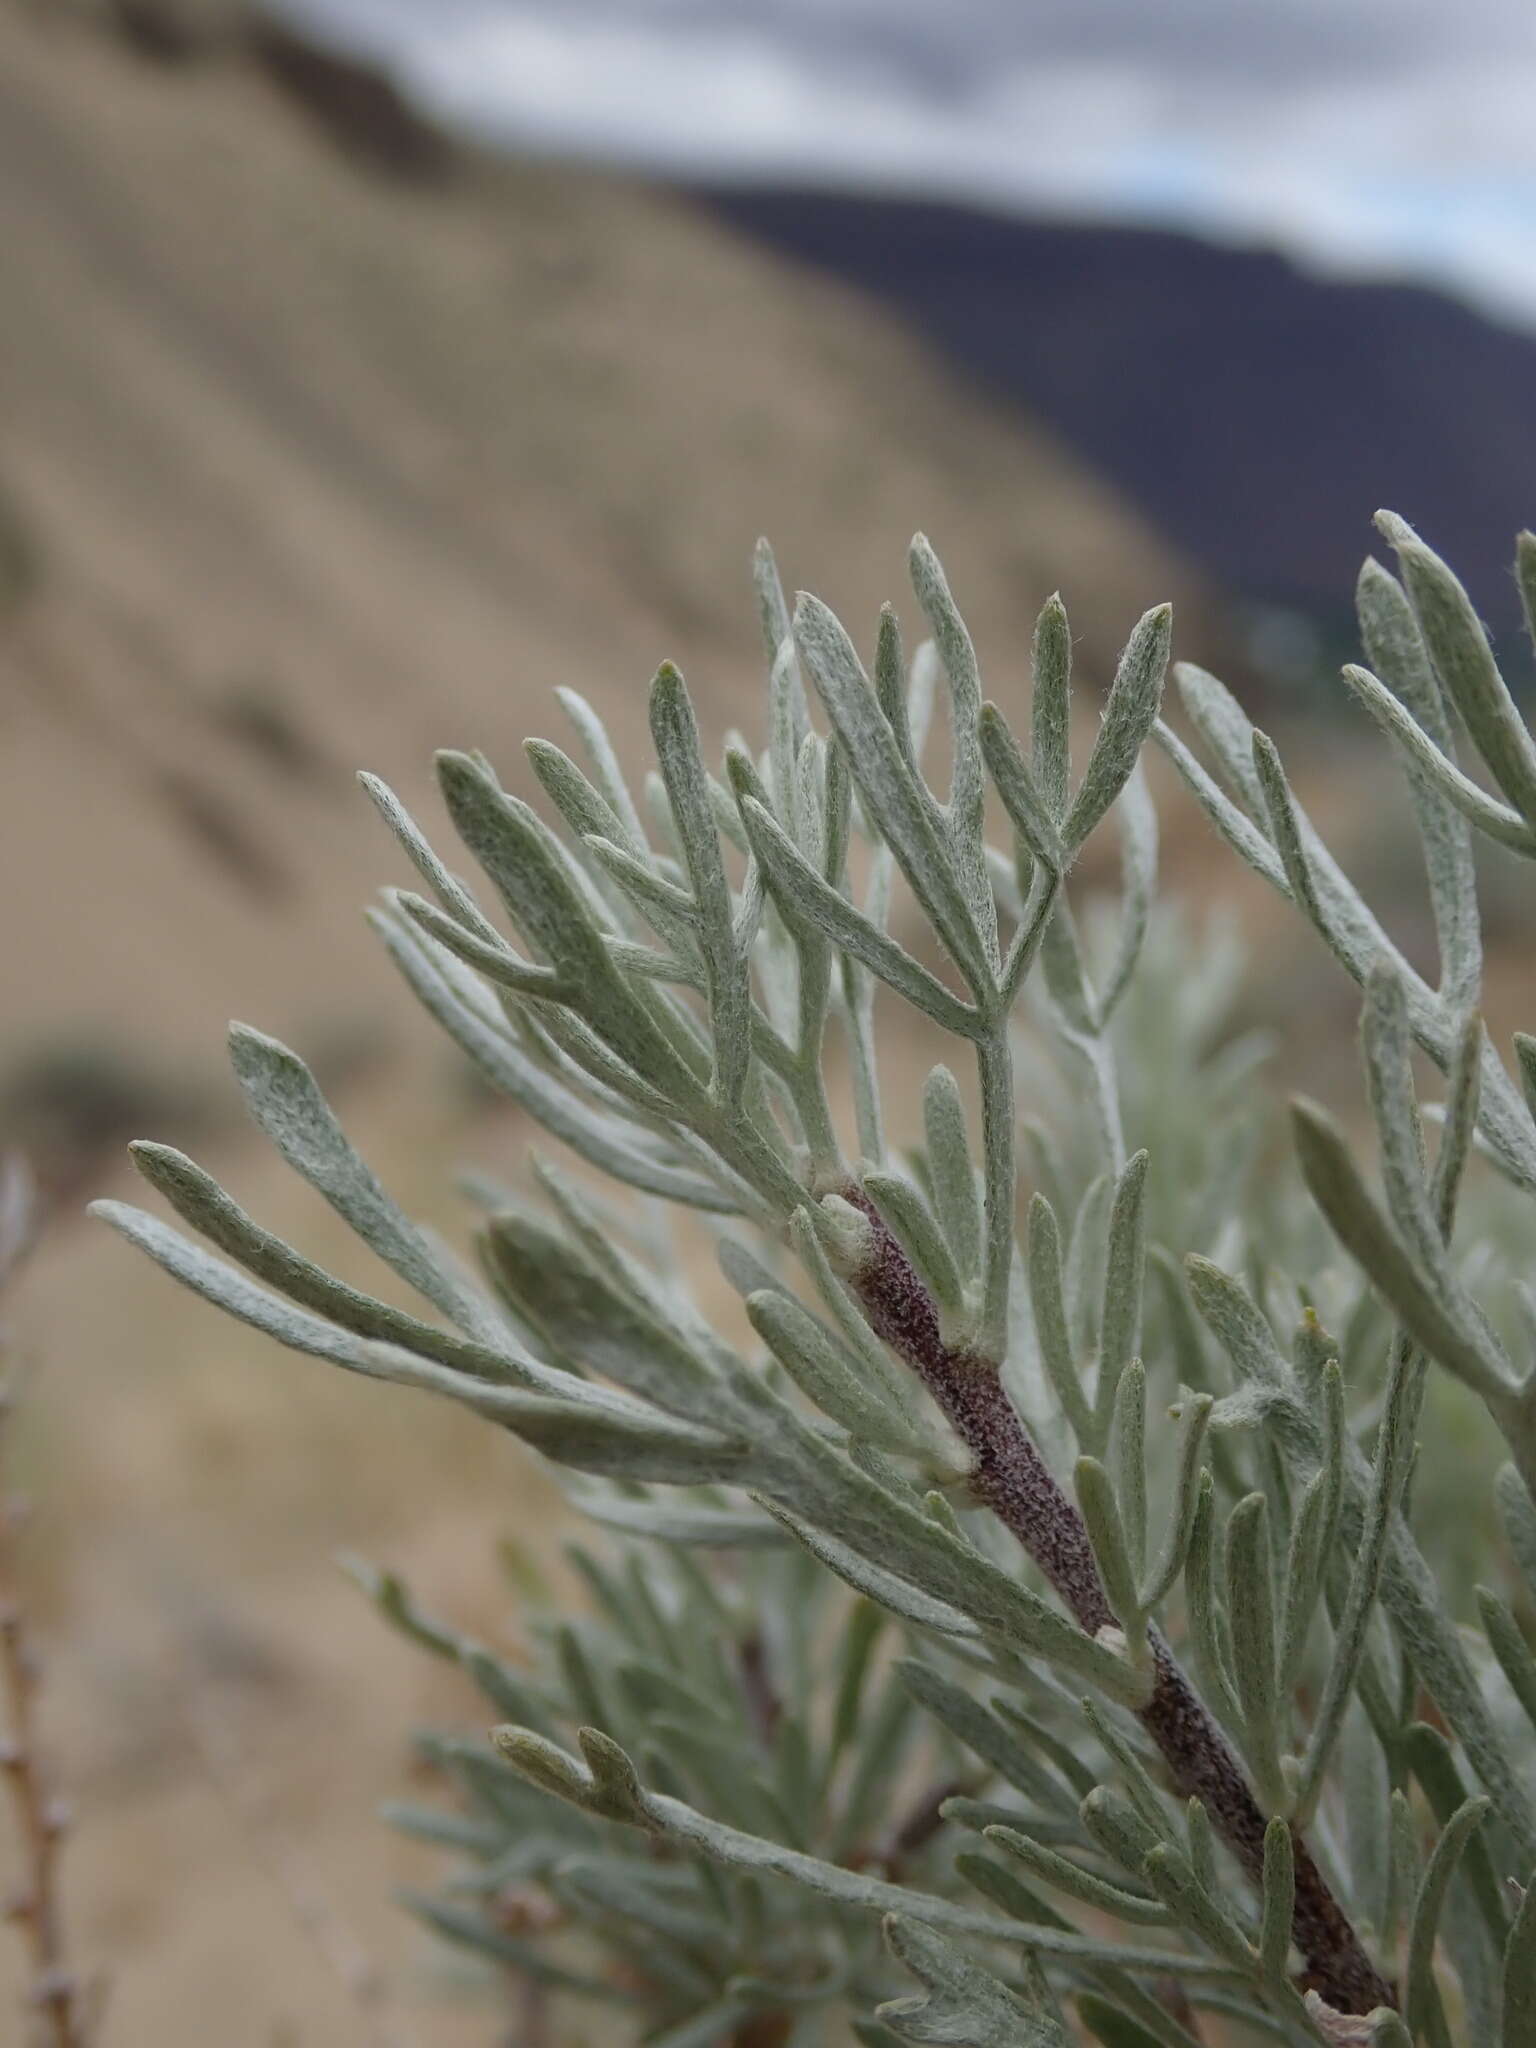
[0,6,1233,2039]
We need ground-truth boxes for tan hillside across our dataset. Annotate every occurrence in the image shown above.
[0,1,1228,1119]
[0,8,1238,2040]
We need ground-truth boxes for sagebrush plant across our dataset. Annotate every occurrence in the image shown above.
[94,514,1536,2045]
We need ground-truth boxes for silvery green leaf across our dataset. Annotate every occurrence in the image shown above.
[556,684,650,854]
[1150,721,1290,893]
[1518,527,1536,644]
[128,1140,535,1385]
[558,1858,724,1947]
[1095,1150,1149,1440]
[1098,767,1158,1021]
[347,1563,557,1736]
[511,1384,755,1483]
[493,1727,1237,1974]
[1251,732,1413,1001]
[759,1433,1150,1704]
[1171,664,1268,820]
[1476,1587,1536,1733]
[1496,1462,1536,1600]
[1111,1360,1147,1585]
[1399,1723,1508,1988]
[525,735,638,867]
[651,661,753,1105]
[226,1023,502,1341]
[404,1892,634,2000]
[1343,659,1507,1003]
[1279,1364,1344,1692]
[1291,1097,1518,1407]
[1184,1799,1216,1898]
[754,535,797,671]
[1027,1195,1092,1445]
[864,1169,964,1315]
[1341,659,1535,874]
[746,1288,924,1454]
[574,1489,786,1549]
[998,867,1063,1013]
[876,610,950,860]
[894,1660,1071,1813]
[1183,1255,1288,1391]
[794,592,993,995]
[1079,1700,1176,1847]
[1429,1009,1483,1236]
[924,1065,983,1283]
[1223,1494,1283,1809]
[1074,1456,1143,1641]
[603,936,703,988]
[1040,897,1099,1037]
[716,1233,787,1306]
[1183,1475,1242,1738]
[1362,957,1471,1251]
[1031,593,1072,822]
[910,534,999,969]
[481,1210,725,1425]
[988,1703,1100,1806]
[581,834,700,944]
[1066,1174,1113,1365]
[874,604,925,805]
[1176,712,1536,1190]
[436,751,700,1103]
[539,1167,732,1382]
[738,795,982,1040]
[1075,1995,1184,2048]
[1136,1846,1254,1973]
[878,1916,1070,2046]
[643,764,685,863]
[648,2000,765,2048]
[1517,1034,1536,1129]
[383,1806,502,1855]
[88,1199,639,1438]
[1138,1390,1213,1612]
[341,1553,466,1659]
[823,731,854,887]
[1405,1796,1491,2047]
[1078,1783,1163,1884]
[759,1500,979,1641]
[978,703,1065,874]
[397,889,568,999]
[1062,605,1171,853]
[961,1864,1214,2048]
[357,772,502,945]
[1379,511,1536,825]
[1258,1818,1295,1990]
[982,1825,1167,1927]
[371,909,736,1212]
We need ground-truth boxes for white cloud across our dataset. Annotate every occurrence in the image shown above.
[285,0,1536,326]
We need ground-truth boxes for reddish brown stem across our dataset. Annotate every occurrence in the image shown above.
[0,1423,85,2048]
[0,1161,87,2048]
[845,1189,1394,2018]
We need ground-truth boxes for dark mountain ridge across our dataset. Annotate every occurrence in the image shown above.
[703,186,1536,638]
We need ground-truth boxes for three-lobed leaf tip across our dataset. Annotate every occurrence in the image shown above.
[1373,509,1417,550]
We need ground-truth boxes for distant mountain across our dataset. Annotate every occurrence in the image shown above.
[703,188,1536,636]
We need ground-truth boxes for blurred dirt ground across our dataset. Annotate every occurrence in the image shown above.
[5,1088,574,2046]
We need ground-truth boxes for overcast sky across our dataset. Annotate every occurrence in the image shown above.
[286,0,1536,327]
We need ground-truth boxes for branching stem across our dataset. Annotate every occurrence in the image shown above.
[844,1189,1394,2019]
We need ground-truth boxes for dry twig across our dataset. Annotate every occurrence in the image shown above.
[0,1155,89,2048]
